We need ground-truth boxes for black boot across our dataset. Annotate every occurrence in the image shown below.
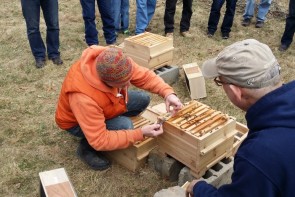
[77,138,111,170]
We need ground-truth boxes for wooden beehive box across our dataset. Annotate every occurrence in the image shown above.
[104,113,158,172]
[157,100,237,178]
[183,62,207,99]
[124,32,174,69]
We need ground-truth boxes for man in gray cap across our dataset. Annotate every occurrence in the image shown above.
[186,39,295,197]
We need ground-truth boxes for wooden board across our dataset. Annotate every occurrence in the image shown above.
[39,168,77,197]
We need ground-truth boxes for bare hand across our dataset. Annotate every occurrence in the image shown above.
[165,94,183,116]
[186,180,199,197]
[141,124,163,137]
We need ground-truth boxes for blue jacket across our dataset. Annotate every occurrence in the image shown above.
[193,80,295,197]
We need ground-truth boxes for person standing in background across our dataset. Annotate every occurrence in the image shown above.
[207,0,237,39]
[241,0,272,28]
[21,0,63,68]
[164,0,193,38]
[279,0,295,51]
[80,0,116,46]
[135,0,157,35]
[114,0,130,36]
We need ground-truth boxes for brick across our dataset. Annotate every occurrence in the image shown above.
[154,65,179,85]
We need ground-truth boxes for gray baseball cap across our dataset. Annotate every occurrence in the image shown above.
[201,39,281,88]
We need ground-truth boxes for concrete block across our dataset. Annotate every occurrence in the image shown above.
[178,157,234,188]
[154,186,185,197]
[154,65,179,85]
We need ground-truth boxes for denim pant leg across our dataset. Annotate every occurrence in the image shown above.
[21,0,46,60]
[80,0,98,45]
[113,0,122,32]
[121,0,130,31]
[281,0,295,46]
[41,0,60,59]
[97,0,116,44]
[180,0,193,32]
[164,0,177,34]
[208,0,225,34]
[136,0,148,34]
[243,0,255,20]
[147,0,157,25]
[123,90,150,117]
[257,0,272,22]
[221,0,237,33]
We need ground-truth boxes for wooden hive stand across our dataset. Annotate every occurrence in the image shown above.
[157,100,238,178]
[124,32,174,69]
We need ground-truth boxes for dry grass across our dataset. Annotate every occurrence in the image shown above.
[0,0,294,196]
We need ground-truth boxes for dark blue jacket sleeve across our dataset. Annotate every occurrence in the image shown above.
[193,157,278,197]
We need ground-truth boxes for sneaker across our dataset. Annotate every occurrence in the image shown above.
[165,32,174,38]
[50,56,63,65]
[222,32,229,39]
[180,31,193,38]
[255,21,264,28]
[242,18,251,27]
[278,43,289,52]
[35,59,46,69]
[207,31,214,38]
[77,138,111,171]
[122,29,130,35]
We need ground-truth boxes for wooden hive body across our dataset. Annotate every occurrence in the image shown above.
[104,113,158,172]
[124,32,174,69]
[157,100,238,178]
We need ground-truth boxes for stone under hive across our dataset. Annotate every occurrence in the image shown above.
[104,112,158,172]
[158,100,238,178]
[124,32,174,69]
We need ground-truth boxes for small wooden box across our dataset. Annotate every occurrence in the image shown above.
[158,100,237,178]
[183,63,207,99]
[232,122,248,155]
[39,168,77,197]
[126,49,173,70]
[104,115,158,172]
[124,32,174,69]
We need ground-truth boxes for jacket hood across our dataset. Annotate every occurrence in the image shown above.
[246,80,295,132]
[80,45,119,95]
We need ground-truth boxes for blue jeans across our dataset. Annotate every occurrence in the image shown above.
[135,0,157,34]
[164,0,193,33]
[113,0,129,32]
[80,0,116,45]
[281,0,295,47]
[21,0,60,61]
[208,0,237,34]
[67,90,150,137]
[243,0,272,22]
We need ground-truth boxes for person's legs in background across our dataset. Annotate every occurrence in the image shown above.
[146,0,157,27]
[136,0,148,34]
[80,0,98,45]
[220,0,237,39]
[41,0,63,65]
[121,0,130,34]
[21,0,46,68]
[113,0,122,34]
[255,0,272,28]
[97,0,117,44]
[207,0,225,36]
[280,0,295,51]
[180,0,193,35]
[242,0,255,26]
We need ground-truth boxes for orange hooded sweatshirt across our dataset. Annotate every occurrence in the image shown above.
[55,46,175,151]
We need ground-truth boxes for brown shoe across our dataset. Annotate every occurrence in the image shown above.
[255,21,264,28]
[242,18,251,27]
[180,31,193,38]
[165,32,174,38]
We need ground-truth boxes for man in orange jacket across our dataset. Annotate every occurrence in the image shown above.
[55,46,183,170]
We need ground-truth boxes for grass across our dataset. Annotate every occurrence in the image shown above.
[0,0,294,196]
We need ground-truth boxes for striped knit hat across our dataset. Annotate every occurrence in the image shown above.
[96,47,133,85]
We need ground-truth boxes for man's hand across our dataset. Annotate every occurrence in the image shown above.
[165,94,183,116]
[186,180,199,197]
[141,124,163,137]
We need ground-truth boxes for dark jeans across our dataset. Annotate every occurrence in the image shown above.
[80,0,116,45]
[21,0,60,61]
[281,0,295,47]
[164,0,193,33]
[67,90,150,137]
[208,0,237,34]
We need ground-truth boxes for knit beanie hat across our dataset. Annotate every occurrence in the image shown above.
[96,47,133,85]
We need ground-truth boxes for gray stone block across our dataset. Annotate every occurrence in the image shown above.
[154,65,179,85]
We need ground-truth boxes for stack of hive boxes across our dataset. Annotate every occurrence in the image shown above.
[124,32,174,69]
[157,100,239,178]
